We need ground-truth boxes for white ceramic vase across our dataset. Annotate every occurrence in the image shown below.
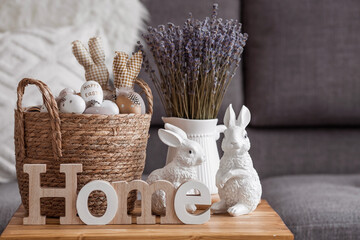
[162,117,226,194]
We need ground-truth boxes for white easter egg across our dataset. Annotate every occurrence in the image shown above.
[84,106,117,115]
[80,81,103,105]
[59,88,76,97]
[56,88,76,103]
[59,94,86,114]
[101,100,119,114]
[40,104,48,113]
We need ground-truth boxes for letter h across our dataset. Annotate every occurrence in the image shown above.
[23,164,82,225]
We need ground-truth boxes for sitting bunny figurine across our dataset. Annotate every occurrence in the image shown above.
[211,104,262,217]
[146,123,206,215]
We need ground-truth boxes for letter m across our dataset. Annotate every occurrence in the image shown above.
[111,180,181,224]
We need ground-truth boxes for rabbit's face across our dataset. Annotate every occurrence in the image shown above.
[158,123,206,168]
[222,126,250,154]
[222,104,252,154]
[177,139,206,167]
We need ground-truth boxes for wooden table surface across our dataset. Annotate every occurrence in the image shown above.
[1,200,293,240]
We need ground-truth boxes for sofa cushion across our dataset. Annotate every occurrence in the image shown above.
[143,127,167,174]
[262,174,360,240]
[243,0,360,126]
[249,127,360,179]
[0,181,21,234]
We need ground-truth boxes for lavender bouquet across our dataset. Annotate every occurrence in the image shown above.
[141,4,248,119]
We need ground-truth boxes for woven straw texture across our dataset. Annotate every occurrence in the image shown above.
[15,78,153,217]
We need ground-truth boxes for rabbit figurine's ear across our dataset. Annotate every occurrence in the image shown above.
[72,40,93,68]
[164,123,188,139]
[113,51,128,88]
[128,51,143,77]
[113,51,143,90]
[72,37,109,89]
[158,129,183,148]
[236,105,251,128]
[224,104,236,127]
[88,37,106,65]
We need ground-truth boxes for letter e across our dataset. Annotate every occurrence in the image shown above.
[174,180,211,224]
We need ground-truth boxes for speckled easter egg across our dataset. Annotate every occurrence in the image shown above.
[80,81,103,105]
[84,106,118,115]
[40,104,48,113]
[26,105,41,112]
[59,88,76,98]
[115,93,142,114]
[101,100,119,114]
[135,92,146,114]
[59,94,86,114]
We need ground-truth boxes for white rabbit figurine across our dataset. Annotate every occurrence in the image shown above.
[211,104,262,217]
[146,123,206,215]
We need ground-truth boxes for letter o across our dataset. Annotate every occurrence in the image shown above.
[76,180,118,225]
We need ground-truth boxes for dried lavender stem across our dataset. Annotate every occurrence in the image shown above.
[141,4,247,119]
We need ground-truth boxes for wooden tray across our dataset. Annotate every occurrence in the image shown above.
[0,200,293,240]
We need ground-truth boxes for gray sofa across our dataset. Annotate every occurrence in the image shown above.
[143,0,360,240]
[1,1,360,239]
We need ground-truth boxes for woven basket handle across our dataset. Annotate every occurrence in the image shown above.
[16,78,62,159]
[135,78,153,115]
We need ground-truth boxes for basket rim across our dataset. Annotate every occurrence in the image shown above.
[16,78,153,160]
[23,111,152,118]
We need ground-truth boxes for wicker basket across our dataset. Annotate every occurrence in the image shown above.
[14,78,152,217]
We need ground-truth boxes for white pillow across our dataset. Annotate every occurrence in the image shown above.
[0,24,110,182]
[0,0,148,54]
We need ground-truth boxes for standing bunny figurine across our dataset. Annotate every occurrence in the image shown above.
[211,104,262,217]
[146,123,206,215]
[113,51,145,114]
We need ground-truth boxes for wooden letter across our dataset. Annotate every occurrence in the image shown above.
[111,180,181,224]
[23,164,82,225]
[76,180,118,225]
[174,180,211,224]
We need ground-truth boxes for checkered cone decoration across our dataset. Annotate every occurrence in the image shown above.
[113,51,143,90]
[72,37,109,89]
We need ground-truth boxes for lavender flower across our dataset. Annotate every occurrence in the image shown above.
[140,3,248,119]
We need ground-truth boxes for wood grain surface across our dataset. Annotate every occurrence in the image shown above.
[0,200,293,240]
